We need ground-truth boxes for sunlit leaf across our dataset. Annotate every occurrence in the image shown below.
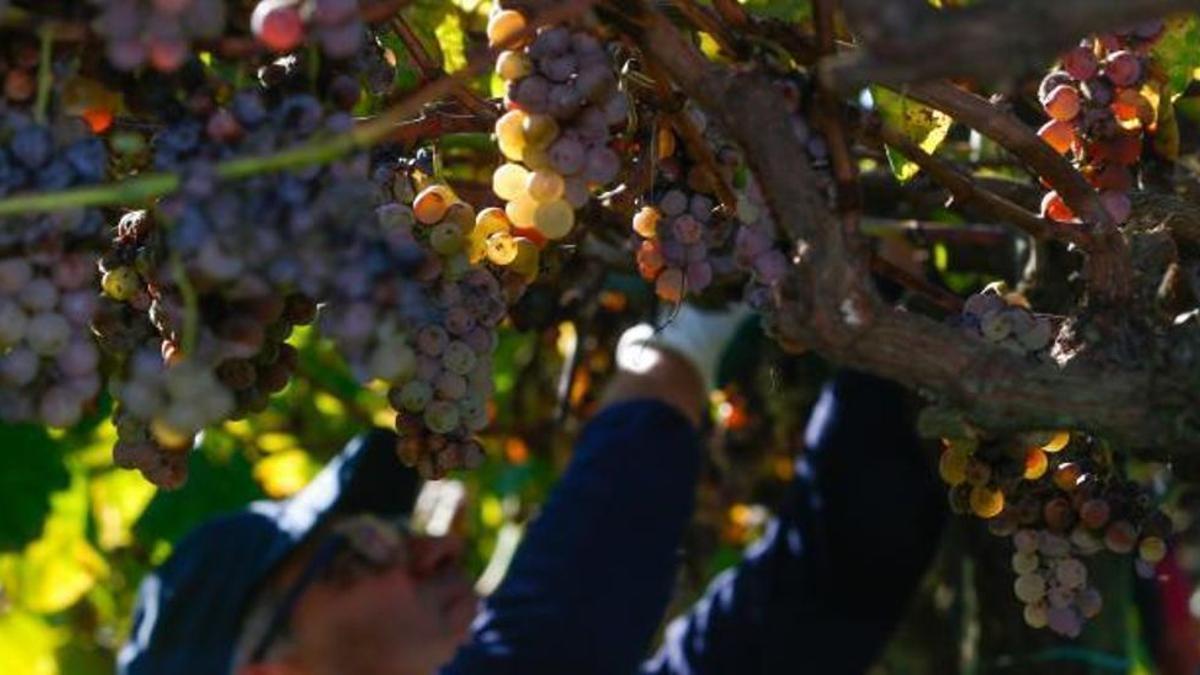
[6,468,108,613]
[253,449,320,499]
[739,0,811,22]
[88,469,156,552]
[0,610,63,675]
[871,87,954,182]
[436,12,467,74]
[1152,14,1200,96]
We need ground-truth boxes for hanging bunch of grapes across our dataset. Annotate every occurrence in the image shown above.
[956,285,1056,358]
[940,428,1174,637]
[630,108,736,303]
[487,3,630,245]
[1037,20,1167,225]
[372,183,509,479]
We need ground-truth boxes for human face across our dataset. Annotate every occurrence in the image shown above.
[248,533,476,675]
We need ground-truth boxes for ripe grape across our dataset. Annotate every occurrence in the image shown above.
[1041,85,1081,121]
[532,199,575,240]
[1062,46,1099,81]
[1038,119,1076,154]
[1014,573,1046,603]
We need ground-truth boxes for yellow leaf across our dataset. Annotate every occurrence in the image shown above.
[88,469,156,551]
[253,450,320,499]
[872,87,953,182]
[436,12,467,74]
[0,610,63,675]
[8,469,108,613]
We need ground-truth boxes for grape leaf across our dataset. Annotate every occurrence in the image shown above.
[0,610,63,675]
[0,424,69,552]
[2,467,108,614]
[133,439,264,550]
[740,0,811,22]
[435,11,467,74]
[1152,14,1200,96]
[871,87,954,182]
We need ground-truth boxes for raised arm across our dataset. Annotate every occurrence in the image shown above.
[642,371,947,674]
[442,345,706,675]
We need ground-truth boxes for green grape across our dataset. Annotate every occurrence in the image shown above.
[510,237,540,282]
[526,169,565,203]
[413,184,455,225]
[399,380,433,413]
[496,50,533,80]
[506,194,539,230]
[443,341,478,375]
[1012,551,1039,575]
[430,221,466,256]
[493,163,530,202]
[485,232,520,266]
[533,199,575,239]
[470,208,512,263]
[1014,573,1046,603]
[102,267,140,301]
[424,400,460,434]
[521,113,559,149]
[495,109,528,161]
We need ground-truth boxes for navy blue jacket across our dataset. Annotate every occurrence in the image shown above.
[444,371,945,674]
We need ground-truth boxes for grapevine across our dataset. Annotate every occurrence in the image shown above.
[0,1,1197,666]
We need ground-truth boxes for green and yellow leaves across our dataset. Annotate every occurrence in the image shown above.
[1152,14,1200,96]
[871,87,953,182]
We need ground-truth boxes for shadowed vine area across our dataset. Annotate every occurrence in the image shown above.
[1,0,1200,672]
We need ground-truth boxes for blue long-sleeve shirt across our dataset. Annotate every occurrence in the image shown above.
[443,371,946,674]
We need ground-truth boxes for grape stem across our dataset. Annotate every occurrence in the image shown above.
[876,123,1069,244]
[812,0,863,236]
[169,254,199,357]
[891,80,1133,305]
[33,23,53,124]
[639,56,740,215]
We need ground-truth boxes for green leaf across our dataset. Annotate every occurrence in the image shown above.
[2,467,108,613]
[871,87,953,182]
[1152,14,1200,96]
[0,424,69,552]
[740,0,811,22]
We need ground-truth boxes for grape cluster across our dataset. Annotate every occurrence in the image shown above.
[488,5,629,243]
[149,89,378,301]
[87,0,227,72]
[631,111,734,302]
[939,429,1174,637]
[322,182,506,479]
[251,0,365,60]
[957,286,1055,359]
[1037,21,1166,225]
[0,244,102,427]
[0,110,109,246]
[110,349,235,488]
